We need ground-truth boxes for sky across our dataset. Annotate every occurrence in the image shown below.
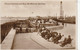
[0,0,77,17]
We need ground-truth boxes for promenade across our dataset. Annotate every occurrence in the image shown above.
[1,24,76,50]
[12,33,46,49]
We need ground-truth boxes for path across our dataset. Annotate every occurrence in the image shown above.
[12,33,46,49]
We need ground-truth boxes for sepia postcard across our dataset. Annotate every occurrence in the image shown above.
[0,0,77,50]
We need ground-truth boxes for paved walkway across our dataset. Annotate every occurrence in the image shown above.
[12,32,75,50]
[12,24,76,50]
[12,33,46,49]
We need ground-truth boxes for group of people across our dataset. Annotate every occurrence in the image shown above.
[60,35,73,47]
[38,27,73,47]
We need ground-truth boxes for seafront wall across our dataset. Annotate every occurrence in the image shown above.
[1,28,16,50]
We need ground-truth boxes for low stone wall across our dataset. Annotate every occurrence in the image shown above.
[1,22,15,42]
[1,28,16,50]
[32,26,63,32]
[46,26,64,31]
